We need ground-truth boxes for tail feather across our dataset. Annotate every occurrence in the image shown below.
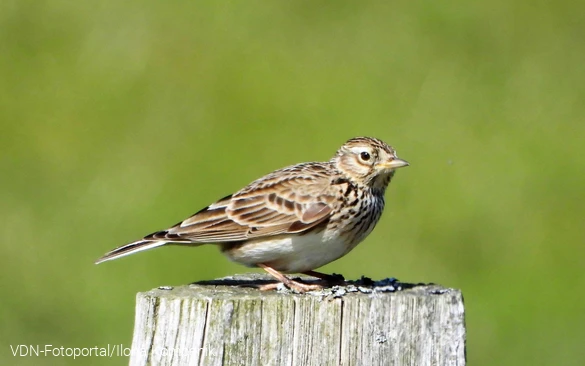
[95,240,168,264]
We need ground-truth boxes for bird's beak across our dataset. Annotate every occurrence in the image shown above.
[377,158,409,170]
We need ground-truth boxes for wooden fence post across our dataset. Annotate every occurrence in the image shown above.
[129,273,465,366]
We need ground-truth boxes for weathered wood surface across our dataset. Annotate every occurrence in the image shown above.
[129,273,466,366]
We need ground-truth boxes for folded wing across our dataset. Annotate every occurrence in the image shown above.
[161,167,336,242]
[95,163,337,263]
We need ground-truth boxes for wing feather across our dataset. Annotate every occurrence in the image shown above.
[95,162,337,263]
[157,162,336,243]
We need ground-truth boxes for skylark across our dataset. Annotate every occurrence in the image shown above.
[96,137,409,292]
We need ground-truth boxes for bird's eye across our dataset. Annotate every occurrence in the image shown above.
[360,151,371,161]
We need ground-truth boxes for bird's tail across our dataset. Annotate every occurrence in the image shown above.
[95,239,168,264]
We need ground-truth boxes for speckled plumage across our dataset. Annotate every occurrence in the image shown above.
[96,137,409,292]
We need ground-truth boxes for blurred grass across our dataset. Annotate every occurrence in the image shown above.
[1,1,584,365]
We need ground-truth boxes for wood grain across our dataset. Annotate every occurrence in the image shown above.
[129,274,465,366]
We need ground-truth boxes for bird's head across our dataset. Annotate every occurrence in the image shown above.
[332,136,409,190]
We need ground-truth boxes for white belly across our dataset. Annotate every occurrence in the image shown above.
[222,231,352,273]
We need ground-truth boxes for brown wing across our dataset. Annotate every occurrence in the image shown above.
[147,162,337,243]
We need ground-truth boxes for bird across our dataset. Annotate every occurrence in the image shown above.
[95,136,409,293]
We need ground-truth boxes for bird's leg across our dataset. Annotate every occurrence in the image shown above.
[302,270,346,285]
[258,264,323,293]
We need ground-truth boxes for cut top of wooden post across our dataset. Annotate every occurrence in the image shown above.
[130,273,466,366]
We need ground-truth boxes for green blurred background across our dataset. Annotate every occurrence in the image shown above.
[2,1,584,365]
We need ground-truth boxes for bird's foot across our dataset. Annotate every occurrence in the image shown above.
[258,279,323,293]
[258,264,324,293]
